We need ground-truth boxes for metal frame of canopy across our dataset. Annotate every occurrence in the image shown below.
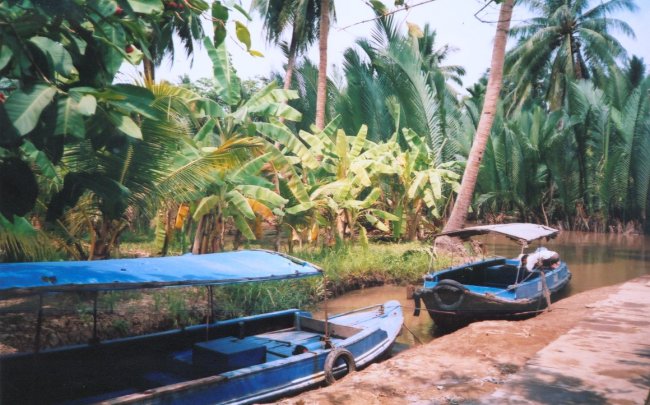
[431,223,561,309]
[433,223,559,246]
[0,250,322,297]
[0,250,323,352]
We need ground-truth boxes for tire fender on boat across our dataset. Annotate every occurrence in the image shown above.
[433,279,468,311]
[324,348,356,385]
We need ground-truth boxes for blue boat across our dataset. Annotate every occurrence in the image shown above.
[413,223,571,330]
[0,250,403,404]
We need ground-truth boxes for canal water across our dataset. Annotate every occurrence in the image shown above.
[314,231,650,347]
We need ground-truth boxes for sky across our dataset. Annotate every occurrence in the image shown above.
[118,0,650,91]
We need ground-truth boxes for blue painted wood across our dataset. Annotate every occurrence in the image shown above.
[415,224,572,327]
[0,301,403,405]
[0,251,402,404]
[193,337,267,373]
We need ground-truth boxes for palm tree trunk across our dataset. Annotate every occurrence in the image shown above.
[143,57,155,82]
[315,0,330,130]
[283,28,299,92]
[443,0,514,232]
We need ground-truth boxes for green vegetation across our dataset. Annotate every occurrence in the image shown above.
[105,242,437,331]
[211,242,450,316]
[1,0,649,265]
[296,243,438,290]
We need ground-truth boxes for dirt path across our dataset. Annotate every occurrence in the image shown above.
[273,282,621,405]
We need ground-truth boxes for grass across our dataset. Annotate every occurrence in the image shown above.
[4,241,460,349]
[293,242,452,293]
[197,242,453,317]
[90,240,457,336]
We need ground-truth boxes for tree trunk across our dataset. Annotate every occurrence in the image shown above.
[442,0,514,232]
[90,217,127,260]
[335,211,345,241]
[91,220,112,260]
[143,58,155,82]
[284,27,299,92]
[192,215,205,255]
[406,200,423,241]
[315,0,330,130]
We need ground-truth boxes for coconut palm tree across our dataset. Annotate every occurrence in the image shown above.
[144,0,210,82]
[315,0,334,130]
[251,0,322,92]
[505,0,637,110]
[443,0,515,232]
[49,82,262,259]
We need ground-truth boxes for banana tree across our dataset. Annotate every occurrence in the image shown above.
[189,156,288,253]
[283,124,399,244]
[386,128,460,241]
[178,33,310,253]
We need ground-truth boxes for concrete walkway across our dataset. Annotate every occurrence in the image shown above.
[483,275,650,404]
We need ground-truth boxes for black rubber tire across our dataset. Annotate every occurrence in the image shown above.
[433,279,468,310]
[324,348,356,385]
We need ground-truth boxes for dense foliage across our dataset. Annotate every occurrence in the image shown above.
[1,0,648,262]
[288,0,649,233]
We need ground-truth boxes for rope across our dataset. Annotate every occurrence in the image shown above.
[401,321,424,345]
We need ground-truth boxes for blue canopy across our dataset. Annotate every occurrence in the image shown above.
[0,250,322,297]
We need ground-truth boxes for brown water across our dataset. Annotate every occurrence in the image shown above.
[315,231,650,346]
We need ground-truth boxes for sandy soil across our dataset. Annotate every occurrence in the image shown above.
[273,284,615,405]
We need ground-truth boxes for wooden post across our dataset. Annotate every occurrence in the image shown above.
[34,294,44,353]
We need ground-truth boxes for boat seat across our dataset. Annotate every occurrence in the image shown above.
[193,336,266,373]
[257,330,322,343]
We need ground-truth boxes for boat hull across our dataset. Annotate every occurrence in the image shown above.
[0,301,403,405]
[414,259,571,329]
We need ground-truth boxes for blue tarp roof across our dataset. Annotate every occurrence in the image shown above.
[0,250,322,297]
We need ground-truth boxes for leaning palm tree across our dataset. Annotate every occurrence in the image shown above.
[505,0,637,110]
[443,0,515,232]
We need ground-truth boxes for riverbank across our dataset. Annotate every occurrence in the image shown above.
[273,275,650,404]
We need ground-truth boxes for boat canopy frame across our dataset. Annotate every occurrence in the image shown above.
[0,250,323,352]
[433,223,559,246]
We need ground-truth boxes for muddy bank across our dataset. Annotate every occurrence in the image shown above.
[273,282,618,405]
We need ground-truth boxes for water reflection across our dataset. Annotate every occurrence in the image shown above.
[315,231,650,345]
[313,285,434,349]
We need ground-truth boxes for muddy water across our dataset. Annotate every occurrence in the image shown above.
[314,231,650,346]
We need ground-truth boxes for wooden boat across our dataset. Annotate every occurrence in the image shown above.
[413,223,571,330]
[0,250,403,404]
